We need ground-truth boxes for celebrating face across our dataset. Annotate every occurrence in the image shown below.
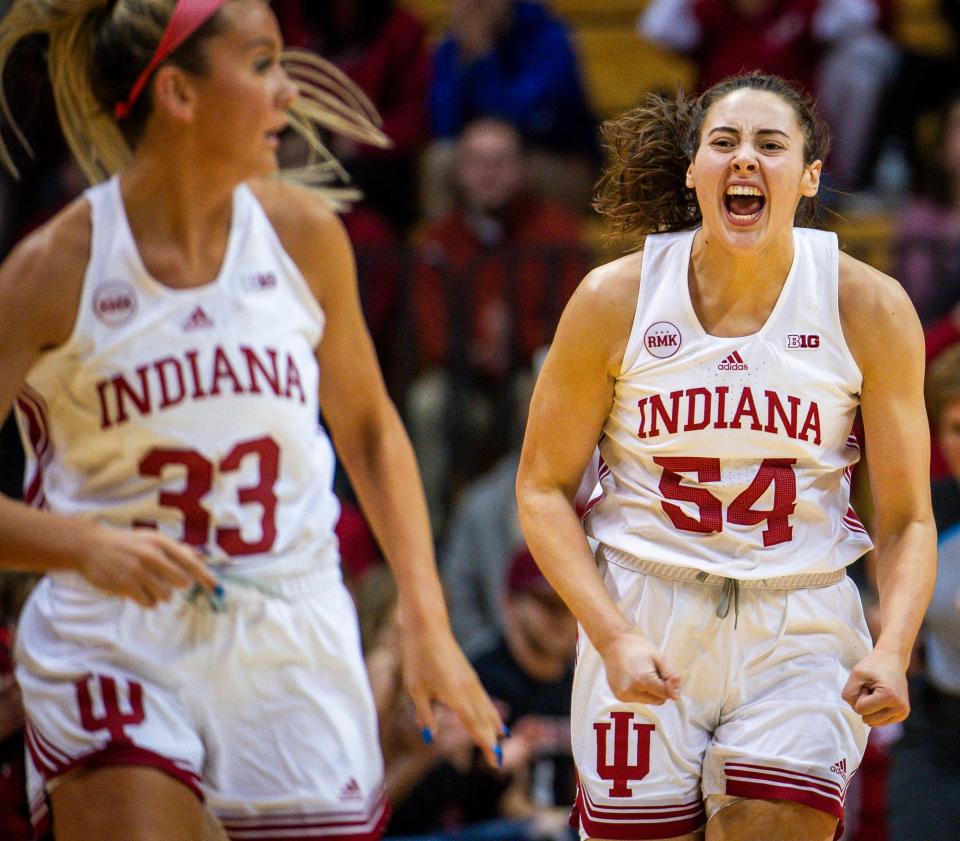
[686,88,821,253]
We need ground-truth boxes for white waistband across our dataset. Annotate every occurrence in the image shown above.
[599,544,846,590]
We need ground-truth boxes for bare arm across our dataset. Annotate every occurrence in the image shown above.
[0,202,215,603]
[261,182,504,763]
[516,252,680,704]
[839,253,936,726]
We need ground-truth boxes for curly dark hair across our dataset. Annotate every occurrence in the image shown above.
[594,72,831,239]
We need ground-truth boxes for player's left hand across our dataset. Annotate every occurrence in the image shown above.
[841,648,910,726]
[399,624,506,769]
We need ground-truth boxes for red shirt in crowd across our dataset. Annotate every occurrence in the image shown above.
[693,0,821,93]
[273,2,431,159]
[413,195,587,381]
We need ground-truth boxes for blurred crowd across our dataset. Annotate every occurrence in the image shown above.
[1,0,959,839]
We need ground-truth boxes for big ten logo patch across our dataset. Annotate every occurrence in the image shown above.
[643,322,682,359]
[75,674,145,743]
[92,281,138,326]
[594,712,655,797]
[786,334,820,349]
[241,271,278,293]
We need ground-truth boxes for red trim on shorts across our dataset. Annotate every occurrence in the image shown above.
[26,722,203,802]
[218,790,389,840]
[571,784,705,840]
[724,762,844,801]
[723,761,845,838]
[81,742,204,799]
[25,728,202,838]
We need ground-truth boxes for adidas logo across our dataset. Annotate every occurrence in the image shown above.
[339,778,363,801]
[830,758,848,780]
[182,305,214,331]
[718,350,748,370]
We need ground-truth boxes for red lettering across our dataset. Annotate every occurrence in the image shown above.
[155,357,186,410]
[684,387,711,431]
[113,366,152,425]
[210,346,244,396]
[283,353,306,404]
[185,349,207,399]
[763,390,799,439]
[242,346,281,396]
[730,387,763,431]
[715,385,730,429]
[648,390,684,436]
[97,380,112,430]
[799,402,822,445]
[637,397,648,439]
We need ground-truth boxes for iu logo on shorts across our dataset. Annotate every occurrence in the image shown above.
[75,674,146,743]
[594,712,656,797]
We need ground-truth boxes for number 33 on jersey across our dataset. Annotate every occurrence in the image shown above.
[14,178,341,564]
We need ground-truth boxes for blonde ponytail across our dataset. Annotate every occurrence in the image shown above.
[280,48,389,208]
[0,0,388,208]
[0,0,134,183]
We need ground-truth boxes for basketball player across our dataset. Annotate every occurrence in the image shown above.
[516,73,936,841]
[0,1,503,839]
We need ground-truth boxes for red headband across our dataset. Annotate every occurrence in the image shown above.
[114,0,229,120]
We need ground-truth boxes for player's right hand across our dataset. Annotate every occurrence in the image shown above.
[75,523,217,607]
[599,627,681,705]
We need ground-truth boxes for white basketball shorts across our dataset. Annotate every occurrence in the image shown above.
[15,544,387,840]
[571,556,871,840]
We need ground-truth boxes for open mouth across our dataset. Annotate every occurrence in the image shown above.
[723,185,766,224]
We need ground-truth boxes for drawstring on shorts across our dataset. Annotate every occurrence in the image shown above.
[698,572,741,627]
[598,543,846,632]
[186,570,290,612]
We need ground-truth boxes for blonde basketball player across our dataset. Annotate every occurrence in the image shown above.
[517,73,936,841]
[0,1,504,839]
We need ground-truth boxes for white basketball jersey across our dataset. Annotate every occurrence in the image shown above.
[584,227,873,578]
[15,176,341,568]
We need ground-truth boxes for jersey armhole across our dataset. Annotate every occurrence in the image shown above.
[240,183,327,343]
[617,230,695,379]
[26,192,101,371]
[831,237,866,393]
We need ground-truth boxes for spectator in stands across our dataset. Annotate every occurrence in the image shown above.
[470,546,578,840]
[273,0,431,233]
[639,0,897,190]
[894,91,960,326]
[926,345,960,530]
[408,119,587,530]
[886,345,960,839]
[369,548,577,841]
[442,348,597,658]
[442,449,524,659]
[365,572,511,838]
[425,0,598,214]
[342,205,402,365]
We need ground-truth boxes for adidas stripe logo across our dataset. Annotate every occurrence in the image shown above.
[182,305,214,331]
[718,350,748,370]
[339,778,363,801]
